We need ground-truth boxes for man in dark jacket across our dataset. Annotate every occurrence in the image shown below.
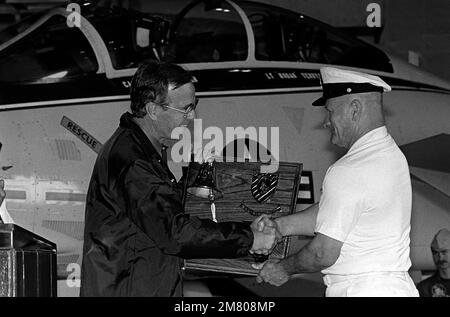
[80,60,278,296]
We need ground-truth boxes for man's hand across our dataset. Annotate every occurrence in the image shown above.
[252,214,278,233]
[252,259,290,286]
[0,179,5,206]
[250,215,281,255]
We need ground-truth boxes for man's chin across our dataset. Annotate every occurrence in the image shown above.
[167,125,192,141]
[331,136,341,147]
[173,125,192,134]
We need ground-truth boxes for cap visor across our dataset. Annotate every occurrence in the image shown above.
[312,97,325,106]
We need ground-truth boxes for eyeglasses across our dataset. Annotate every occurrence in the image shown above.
[160,98,199,118]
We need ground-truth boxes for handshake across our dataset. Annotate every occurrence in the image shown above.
[249,215,282,255]
[249,215,291,287]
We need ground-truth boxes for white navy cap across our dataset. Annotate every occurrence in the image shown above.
[431,229,450,251]
[312,67,391,106]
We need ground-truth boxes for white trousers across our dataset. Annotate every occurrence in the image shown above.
[323,272,419,297]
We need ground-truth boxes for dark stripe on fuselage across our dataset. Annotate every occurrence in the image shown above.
[0,73,124,106]
[0,68,449,109]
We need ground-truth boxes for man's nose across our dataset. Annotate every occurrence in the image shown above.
[186,109,196,120]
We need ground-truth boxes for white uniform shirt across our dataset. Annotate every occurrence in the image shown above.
[315,126,412,275]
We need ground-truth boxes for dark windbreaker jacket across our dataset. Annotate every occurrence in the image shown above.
[80,112,253,297]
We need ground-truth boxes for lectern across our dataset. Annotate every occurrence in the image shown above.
[0,224,57,297]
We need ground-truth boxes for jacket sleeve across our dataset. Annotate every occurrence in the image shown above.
[122,159,253,259]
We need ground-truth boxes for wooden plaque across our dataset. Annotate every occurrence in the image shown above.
[182,161,302,276]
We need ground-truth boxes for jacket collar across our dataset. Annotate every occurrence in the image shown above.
[119,112,163,163]
[119,112,178,184]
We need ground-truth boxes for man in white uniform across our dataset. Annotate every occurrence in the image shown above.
[252,67,418,297]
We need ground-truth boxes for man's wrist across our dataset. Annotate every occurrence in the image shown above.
[280,256,296,275]
[274,217,285,236]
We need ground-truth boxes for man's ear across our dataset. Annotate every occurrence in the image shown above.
[146,102,158,120]
[350,99,362,121]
